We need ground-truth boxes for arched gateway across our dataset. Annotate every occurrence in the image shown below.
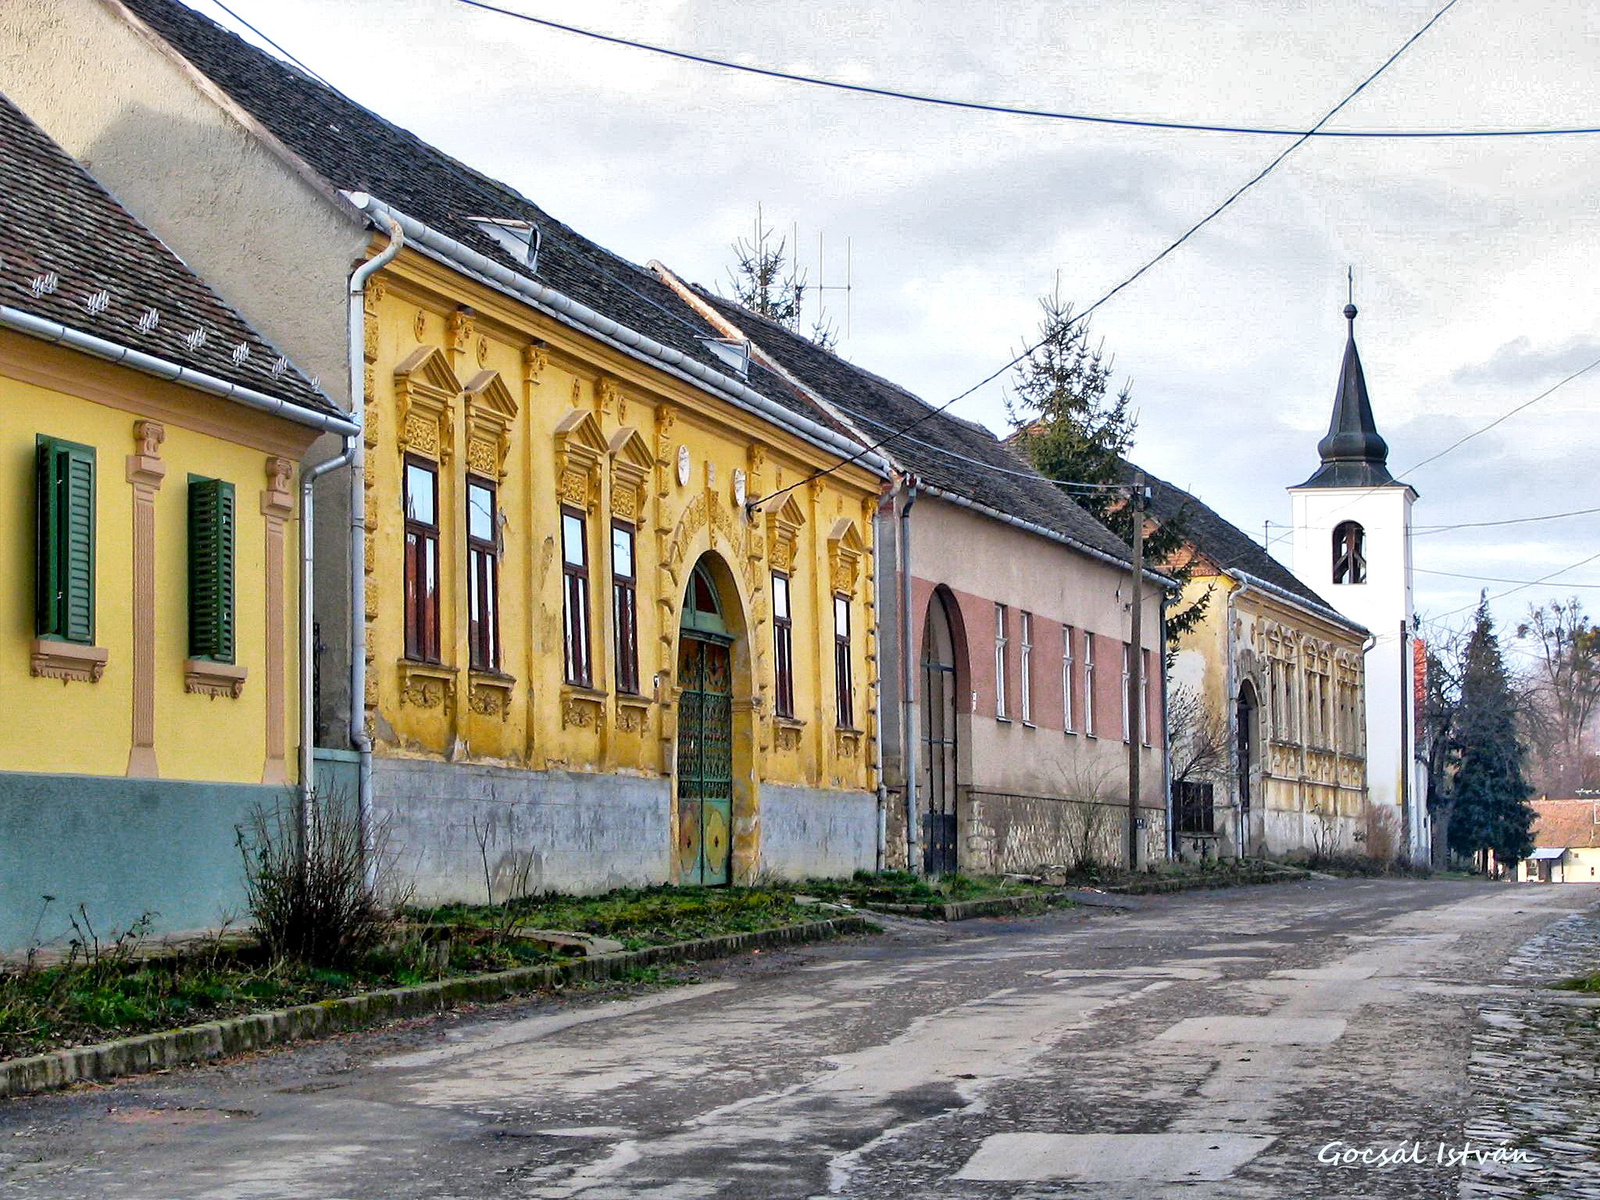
[676,558,737,885]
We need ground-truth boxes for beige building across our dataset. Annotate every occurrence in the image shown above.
[1518,798,1600,883]
[1147,472,1372,859]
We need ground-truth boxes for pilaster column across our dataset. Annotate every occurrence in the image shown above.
[262,457,295,784]
[125,420,166,778]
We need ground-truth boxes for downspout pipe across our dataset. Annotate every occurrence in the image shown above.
[1160,594,1173,862]
[347,211,406,878]
[900,477,920,873]
[299,446,352,822]
[872,487,893,873]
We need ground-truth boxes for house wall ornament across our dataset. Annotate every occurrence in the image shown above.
[731,468,747,508]
[827,516,864,595]
[609,426,654,529]
[766,492,806,575]
[676,444,690,487]
[463,369,519,480]
[393,345,460,462]
[553,408,608,511]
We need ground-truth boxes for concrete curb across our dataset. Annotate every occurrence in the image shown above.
[0,915,873,1099]
[863,892,1077,921]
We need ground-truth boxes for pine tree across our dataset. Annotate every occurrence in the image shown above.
[1007,285,1210,641]
[724,207,836,350]
[1447,597,1536,871]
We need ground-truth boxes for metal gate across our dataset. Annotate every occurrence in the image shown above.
[921,595,959,875]
[676,634,733,886]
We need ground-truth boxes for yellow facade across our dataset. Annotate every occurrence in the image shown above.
[361,252,882,884]
[1172,567,1369,854]
[0,329,314,785]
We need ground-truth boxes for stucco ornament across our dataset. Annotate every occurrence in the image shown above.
[676,444,690,487]
[732,468,746,508]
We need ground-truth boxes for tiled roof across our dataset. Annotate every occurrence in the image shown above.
[1128,464,1357,625]
[116,0,843,437]
[695,290,1138,566]
[0,89,333,418]
[1531,798,1600,850]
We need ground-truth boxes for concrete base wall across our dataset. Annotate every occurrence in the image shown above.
[965,791,1167,874]
[758,784,877,881]
[0,771,289,954]
[372,758,672,904]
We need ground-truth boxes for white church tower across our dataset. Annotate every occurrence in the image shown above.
[1288,302,1428,863]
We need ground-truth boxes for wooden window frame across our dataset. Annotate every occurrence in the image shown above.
[611,520,639,695]
[1141,648,1154,747]
[561,505,592,687]
[834,592,853,729]
[1019,610,1034,725]
[35,434,97,645]
[1062,625,1076,733]
[1121,642,1132,743]
[403,455,441,664]
[1084,633,1097,736]
[772,570,795,719]
[466,476,500,673]
[187,476,237,663]
[994,603,1009,720]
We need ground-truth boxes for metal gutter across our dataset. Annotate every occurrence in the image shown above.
[0,305,355,437]
[343,195,888,479]
[346,214,406,881]
[1228,568,1370,637]
[917,483,1178,589]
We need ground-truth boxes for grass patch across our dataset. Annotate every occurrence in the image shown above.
[0,931,568,1060]
[411,884,810,952]
[1554,973,1600,993]
[1298,853,1434,879]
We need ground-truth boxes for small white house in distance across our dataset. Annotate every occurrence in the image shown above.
[1517,797,1600,884]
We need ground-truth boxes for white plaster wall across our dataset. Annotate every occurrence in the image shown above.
[1290,482,1427,859]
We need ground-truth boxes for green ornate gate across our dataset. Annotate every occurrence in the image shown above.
[676,564,734,886]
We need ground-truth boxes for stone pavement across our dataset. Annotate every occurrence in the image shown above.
[1461,907,1600,1200]
[1,878,1596,1199]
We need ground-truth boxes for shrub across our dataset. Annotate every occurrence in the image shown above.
[237,791,408,968]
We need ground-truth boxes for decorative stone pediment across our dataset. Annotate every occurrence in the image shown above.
[766,493,806,574]
[463,369,518,479]
[827,516,865,595]
[394,345,460,462]
[554,408,607,511]
[609,426,653,527]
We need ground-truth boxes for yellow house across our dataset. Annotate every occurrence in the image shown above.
[0,92,351,952]
[1147,472,1373,858]
[354,232,884,896]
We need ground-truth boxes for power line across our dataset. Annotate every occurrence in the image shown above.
[201,0,336,90]
[450,1,1595,140]
[1416,566,1600,588]
[1429,549,1600,620]
[745,0,1462,507]
[1414,505,1600,534]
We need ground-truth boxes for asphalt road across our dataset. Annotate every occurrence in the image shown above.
[2,878,1596,1199]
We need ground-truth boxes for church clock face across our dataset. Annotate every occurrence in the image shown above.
[676,444,690,487]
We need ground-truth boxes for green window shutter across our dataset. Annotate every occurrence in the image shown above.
[35,435,96,644]
[188,477,236,662]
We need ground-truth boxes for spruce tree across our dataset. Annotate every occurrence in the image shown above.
[1007,286,1209,641]
[1447,597,1536,871]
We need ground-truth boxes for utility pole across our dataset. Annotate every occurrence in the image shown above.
[1127,475,1145,872]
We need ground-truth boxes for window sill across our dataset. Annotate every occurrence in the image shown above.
[561,684,607,730]
[398,659,456,710]
[833,727,864,761]
[616,692,652,710]
[1021,720,1037,730]
[31,639,108,684]
[185,659,247,699]
[468,670,516,721]
[995,715,1012,724]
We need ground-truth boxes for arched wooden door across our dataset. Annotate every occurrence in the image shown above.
[677,563,734,886]
[921,591,960,874]
[1236,682,1259,856]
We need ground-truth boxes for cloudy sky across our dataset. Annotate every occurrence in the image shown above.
[193,0,1599,658]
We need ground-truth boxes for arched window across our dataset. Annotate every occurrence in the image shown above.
[1332,521,1366,585]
